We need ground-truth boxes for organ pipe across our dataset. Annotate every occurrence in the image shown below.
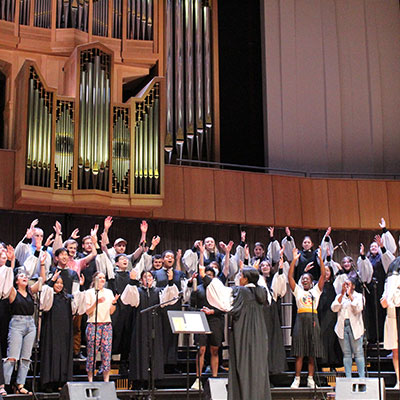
[55,100,74,189]
[164,0,214,164]
[112,107,130,193]
[25,67,53,188]
[133,83,160,195]
[78,48,111,190]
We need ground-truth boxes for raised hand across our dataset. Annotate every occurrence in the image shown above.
[292,248,301,261]
[285,226,291,237]
[198,240,205,254]
[151,235,161,249]
[140,220,148,233]
[379,218,386,229]
[70,228,80,240]
[226,240,234,254]
[30,219,39,231]
[219,241,227,252]
[53,221,62,236]
[189,272,198,283]
[374,234,384,248]
[6,245,15,261]
[104,216,113,232]
[341,282,347,295]
[241,231,246,242]
[360,243,365,256]
[268,226,274,237]
[326,226,332,236]
[253,259,260,270]
[176,249,182,261]
[44,233,54,247]
[51,269,61,282]
[40,251,47,265]
[304,262,314,272]
[130,269,137,280]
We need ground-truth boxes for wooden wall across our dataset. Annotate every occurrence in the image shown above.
[2,149,400,230]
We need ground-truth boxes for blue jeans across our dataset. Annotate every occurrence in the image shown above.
[2,315,36,385]
[339,319,365,378]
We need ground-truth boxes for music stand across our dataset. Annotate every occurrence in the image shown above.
[167,311,211,400]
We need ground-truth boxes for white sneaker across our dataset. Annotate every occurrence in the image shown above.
[191,378,201,390]
[307,376,319,389]
[291,376,300,388]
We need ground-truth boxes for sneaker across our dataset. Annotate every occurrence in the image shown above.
[307,376,319,389]
[191,378,201,390]
[394,382,399,390]
[73,352,86,361]
[291,376,300,389]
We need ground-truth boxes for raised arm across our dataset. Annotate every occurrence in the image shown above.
[317,247,326,291]
[288,247,300,292]
[222,240,234,278]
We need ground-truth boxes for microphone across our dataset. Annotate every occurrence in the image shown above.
[94,276,100,292]
[333,240,347,251]
[192,277,197,291]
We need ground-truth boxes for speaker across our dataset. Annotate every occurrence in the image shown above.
[335,378,385,400]
[203,378,228,400]
[60,381,118,400]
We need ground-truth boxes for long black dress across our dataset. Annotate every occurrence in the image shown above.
[128,285,165,382]
[317,280,342,367]
[40,292,74,387]
[365,253,387,342]
[109,271,133,364]
[205,277,271,400]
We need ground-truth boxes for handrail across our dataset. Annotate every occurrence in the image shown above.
[175,158,400,180]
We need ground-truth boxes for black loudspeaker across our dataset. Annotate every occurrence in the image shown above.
[60,381,119,400]
[336,378,386,400]
[203,378,228,400]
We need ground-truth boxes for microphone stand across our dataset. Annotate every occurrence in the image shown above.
[32,278,42,400]
[92,283,99,380]
[140,292,183,400]
[372,277,382,400]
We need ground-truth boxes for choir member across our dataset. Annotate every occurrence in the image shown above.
[381,257,400,389]
[2,249,46,395]
[358,226,395,343]
[201,265,271,400]
[39,271,86,391]
[85,272,119,382]
[289,247,326,389]
[317,263,343,368]
[331,277,365,378]
[153,250,186,371]
[121,268,179,385]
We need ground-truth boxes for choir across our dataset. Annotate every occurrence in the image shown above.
[0,216,399,398]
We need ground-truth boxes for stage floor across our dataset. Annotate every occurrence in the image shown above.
[2,387,399,399]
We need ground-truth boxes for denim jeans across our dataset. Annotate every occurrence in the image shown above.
[338,319,365,378]
[2,315,36,385]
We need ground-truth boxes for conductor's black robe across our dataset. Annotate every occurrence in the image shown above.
[204,276,271,400]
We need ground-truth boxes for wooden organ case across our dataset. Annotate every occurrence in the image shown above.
[13,42,164,210]
[0,0,219,213]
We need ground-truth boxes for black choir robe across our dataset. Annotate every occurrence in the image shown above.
[40,292,74,386]
[129,285,165,381]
